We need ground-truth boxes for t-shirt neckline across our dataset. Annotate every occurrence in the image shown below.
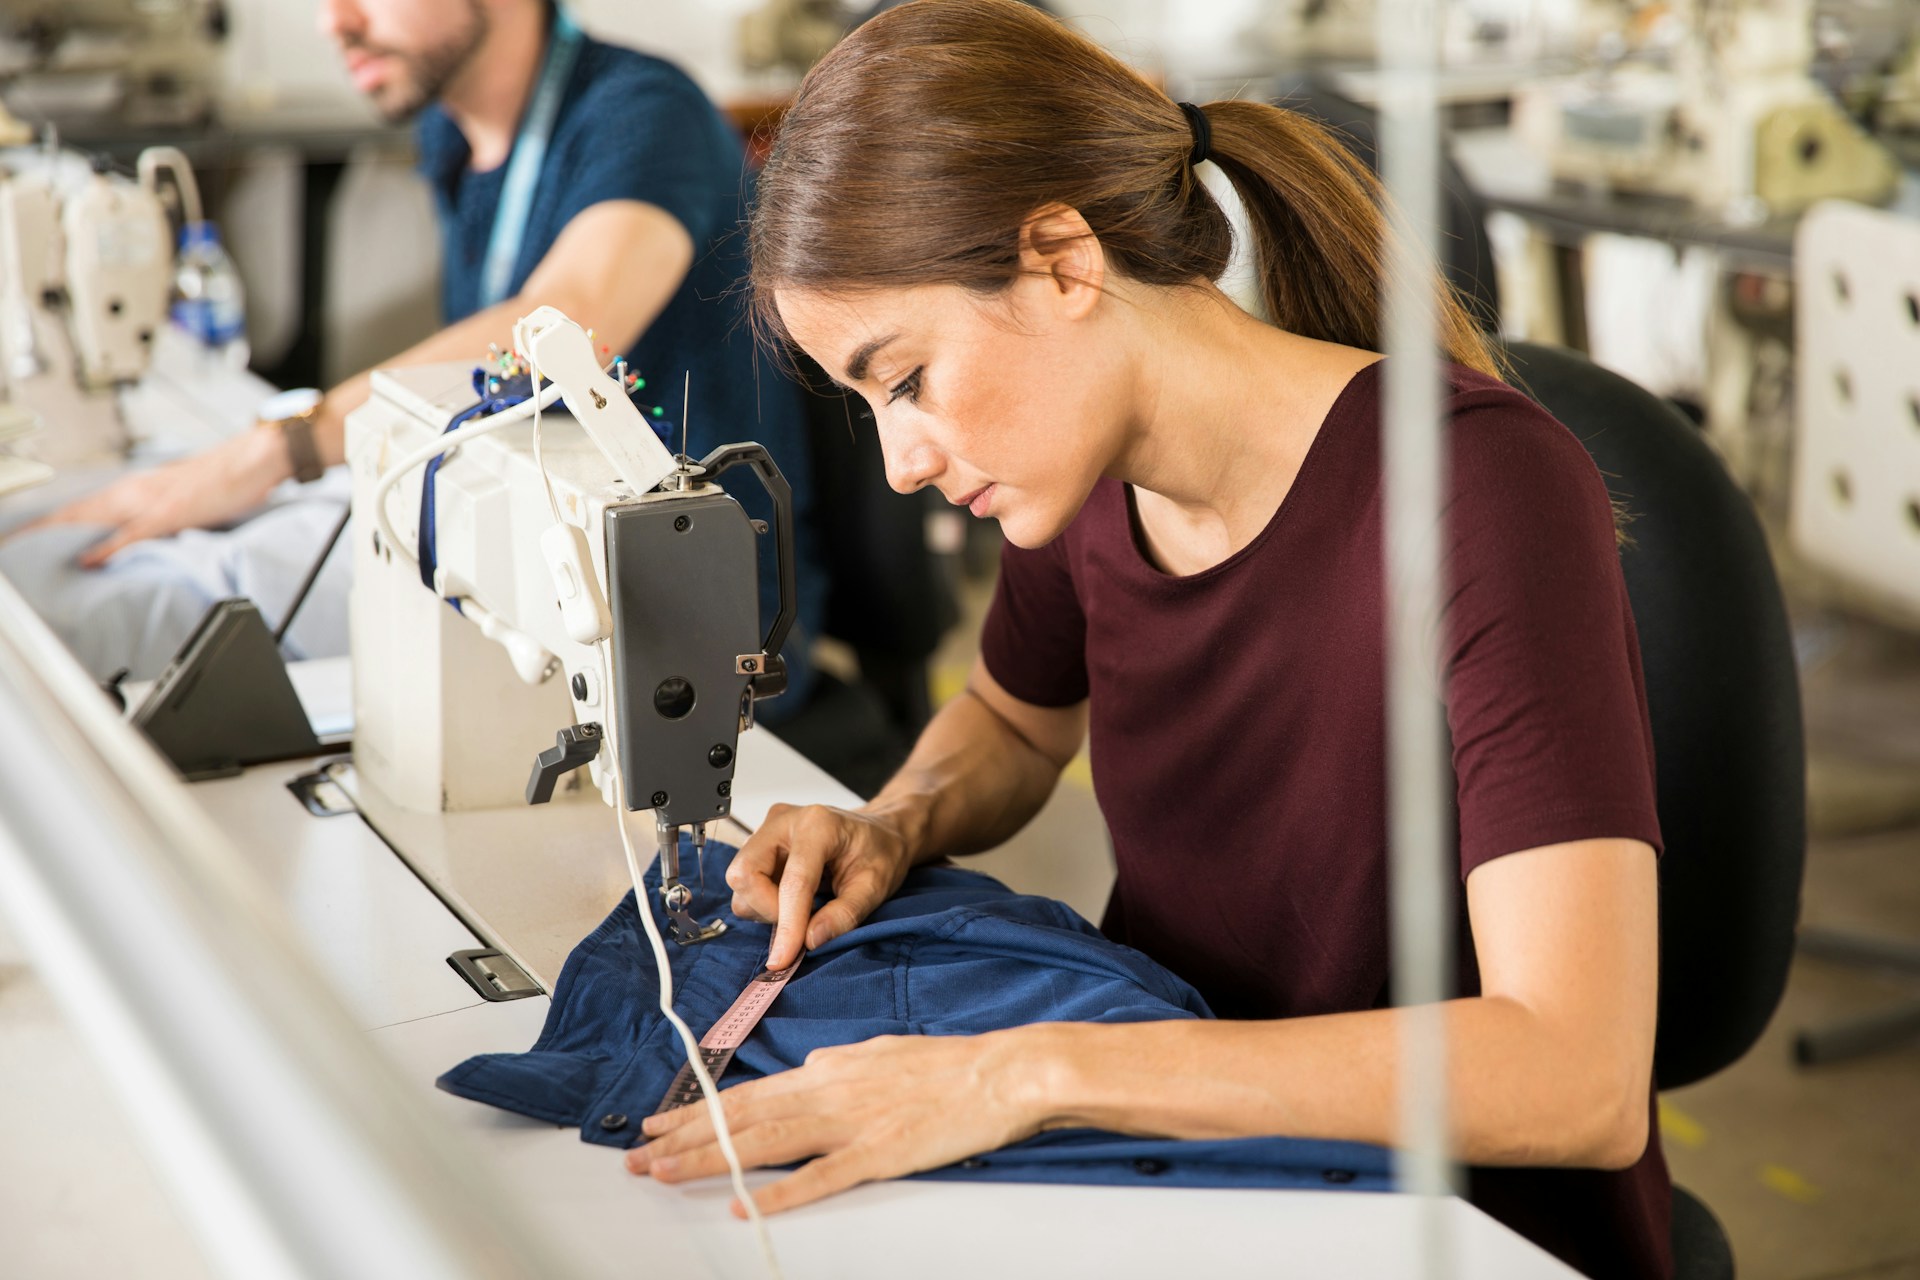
[1120,357,1384,586]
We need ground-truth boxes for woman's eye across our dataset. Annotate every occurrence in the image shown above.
[885,368,923,406]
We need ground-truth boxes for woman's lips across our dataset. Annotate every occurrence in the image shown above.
[967,484,996,517]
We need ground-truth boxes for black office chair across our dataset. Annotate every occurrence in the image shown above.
[770,359,960,799]
[1502,341,1808,1280]
[1276,79,1502,331]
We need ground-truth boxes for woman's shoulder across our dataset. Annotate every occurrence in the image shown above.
[1435,361,1622,551]
[1442,361,1609,497]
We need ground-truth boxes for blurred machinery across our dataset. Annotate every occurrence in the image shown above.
[1246,0,1579,69]
[1514,0,1899,220]
[1807,0,1920,137]
[0,0,225,131]
[0,143,191,488]
[739,0,858,77]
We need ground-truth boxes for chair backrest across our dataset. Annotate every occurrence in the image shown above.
[1501,340,1806,1090]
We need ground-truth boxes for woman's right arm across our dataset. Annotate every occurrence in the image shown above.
[730,654,1087,969]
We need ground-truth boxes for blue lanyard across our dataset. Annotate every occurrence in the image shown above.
[479,6,584,309]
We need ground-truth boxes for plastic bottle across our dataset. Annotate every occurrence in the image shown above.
[171,221,250,372]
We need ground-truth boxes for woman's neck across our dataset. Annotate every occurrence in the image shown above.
[1109,286,1380,573]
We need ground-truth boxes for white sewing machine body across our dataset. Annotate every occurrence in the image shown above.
[349,361,629,813]
[1513,0,1898,220]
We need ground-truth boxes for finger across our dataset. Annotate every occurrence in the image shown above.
[78,524,147,569]
[31,492,110,528]
[644,1116,839,1184]
[726,830,786,925]
[768,845,826,971]
[803,867,890,951]
[738,1147,879,1217]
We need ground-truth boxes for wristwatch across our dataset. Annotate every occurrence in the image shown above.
[258,387,325,484]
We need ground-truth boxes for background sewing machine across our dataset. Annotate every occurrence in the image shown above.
[0,142,196,494]
[1512,0,1899,221]
[348,310,798,946]
[0,0,224,132]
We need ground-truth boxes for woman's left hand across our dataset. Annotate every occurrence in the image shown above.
[626,1028,1055,1216]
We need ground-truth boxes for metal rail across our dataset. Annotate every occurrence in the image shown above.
[1378,0,1461,1274]
[0,574,581,1280]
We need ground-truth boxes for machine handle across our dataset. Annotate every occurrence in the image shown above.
[697,442,797,668]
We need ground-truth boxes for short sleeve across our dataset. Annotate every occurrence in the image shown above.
[1443,392,1664,876]
[979,537,1090,708]
[543,58,736,254]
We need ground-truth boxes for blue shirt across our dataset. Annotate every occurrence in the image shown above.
[439,838,1394,1193]
[416,31,821,712]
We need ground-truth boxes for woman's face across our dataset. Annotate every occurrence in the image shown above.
[775,275,1131,549]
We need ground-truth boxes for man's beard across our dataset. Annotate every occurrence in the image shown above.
[346,0,489,123]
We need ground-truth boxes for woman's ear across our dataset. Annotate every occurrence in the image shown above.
[1017,204,1105,321]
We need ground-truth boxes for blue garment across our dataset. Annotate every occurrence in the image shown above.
[439,840,1394,1193]
[415,25,822,715]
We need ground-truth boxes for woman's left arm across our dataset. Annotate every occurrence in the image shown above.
[631,835,1658,1214]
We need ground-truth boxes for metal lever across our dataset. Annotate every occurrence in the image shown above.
[525,722,601,804]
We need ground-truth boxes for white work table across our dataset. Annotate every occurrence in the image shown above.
[174,690,1582,1280]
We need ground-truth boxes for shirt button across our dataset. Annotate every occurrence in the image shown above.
[599,1113,630,1132]
[1132,1158,1170,1176]
[959,1158,989,1170]
[1323,1168,1357,1184]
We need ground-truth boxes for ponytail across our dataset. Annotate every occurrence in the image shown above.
[750,0,1498,381]
[1202,101,1499,377]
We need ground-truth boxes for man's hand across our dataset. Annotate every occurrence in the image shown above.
[727,802,919,970]
[25,428,290,566]
[627,1027,1054,1215]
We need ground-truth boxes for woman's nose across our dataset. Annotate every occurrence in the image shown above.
[880,433,943,497]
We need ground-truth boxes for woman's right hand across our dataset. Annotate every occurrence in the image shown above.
[728,802,920,970]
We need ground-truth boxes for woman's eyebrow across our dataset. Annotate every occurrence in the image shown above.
[843,334,899,383]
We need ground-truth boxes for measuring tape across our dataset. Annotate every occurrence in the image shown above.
[652,951,805,1115]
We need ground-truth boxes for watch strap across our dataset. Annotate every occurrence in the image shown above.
[276,412,325,484]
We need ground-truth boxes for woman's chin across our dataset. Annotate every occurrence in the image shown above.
[995,503,1070,551]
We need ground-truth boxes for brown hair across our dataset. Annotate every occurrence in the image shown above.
[748,0,1499,378]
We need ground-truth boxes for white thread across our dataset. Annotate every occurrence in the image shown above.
[598,640,784,1279]
[367,336,617,572]
[528,360,564,527]
[368,378,566,571]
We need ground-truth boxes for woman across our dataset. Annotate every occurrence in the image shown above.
[630,2,1668,1275]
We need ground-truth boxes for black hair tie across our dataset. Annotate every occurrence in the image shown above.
[1177,101,1212,168]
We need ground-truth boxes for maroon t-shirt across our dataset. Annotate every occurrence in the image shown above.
[980,361,1670,1279]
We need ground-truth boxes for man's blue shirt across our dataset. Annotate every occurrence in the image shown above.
[415,34,821,711]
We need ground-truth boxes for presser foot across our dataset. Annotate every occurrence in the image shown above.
[661,881,728,946]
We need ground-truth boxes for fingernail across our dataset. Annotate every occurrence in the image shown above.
[626,1150,649,1173]
[729,1200,747,1220]
[641,1115,664,1134]
[652,1157,678,1176]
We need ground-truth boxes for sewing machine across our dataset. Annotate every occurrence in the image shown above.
[1513,0,1899,220]
[347,309,797,945]
[0,0,223,131]
[0,144,185,491]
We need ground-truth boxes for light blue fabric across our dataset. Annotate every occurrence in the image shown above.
[0,472,350,680]
[438,839,1395,1193]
